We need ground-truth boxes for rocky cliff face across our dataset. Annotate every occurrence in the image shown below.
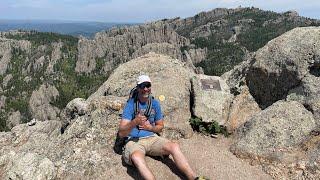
[46,42,63,74]
[0,31,79,131]
[29,84,60,121]
[165,8,242,36]
[0,38,31,75]
[76,21,206,73]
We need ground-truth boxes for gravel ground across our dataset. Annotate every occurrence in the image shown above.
[178,134,272,180]
[115,133,272,180]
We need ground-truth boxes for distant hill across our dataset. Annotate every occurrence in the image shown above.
[0,19,137,38]
[163,7,320,75]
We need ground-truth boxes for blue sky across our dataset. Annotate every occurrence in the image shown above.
[1,0,320,23]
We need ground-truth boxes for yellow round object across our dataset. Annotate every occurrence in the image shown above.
[158,95,165,101]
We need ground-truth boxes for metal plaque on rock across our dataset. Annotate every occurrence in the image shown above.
[200,79,221,91]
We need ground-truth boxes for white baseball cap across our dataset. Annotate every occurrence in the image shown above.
[137,75,151,85]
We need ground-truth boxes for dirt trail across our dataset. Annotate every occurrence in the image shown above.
[116,133,272,180]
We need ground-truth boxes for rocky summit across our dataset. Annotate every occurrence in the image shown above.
[0,52,238,179]
[1,7,320,180]
[1,7,319,132]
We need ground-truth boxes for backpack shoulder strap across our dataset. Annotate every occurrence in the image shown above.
[134,94,139,117]
[144,95,153,117]
[128,86,139,117]
[128,87,138,102]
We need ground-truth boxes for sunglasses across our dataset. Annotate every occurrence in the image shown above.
[138,82,151,89]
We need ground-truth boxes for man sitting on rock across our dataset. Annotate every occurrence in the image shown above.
[118,75,199,180]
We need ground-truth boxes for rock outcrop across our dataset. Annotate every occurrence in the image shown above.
[166,8,242,35]
[46,42,63,74]
[231,101,317,179]
[76,22,189,73]
[226,87,261,132]
[7,111,21,129]
[65,98,89,119]
[29,84,60,121]
[0,96,175,179]
[287,74,320,125]
[191,74,233,124]
[232,101,316,157]
[228,27,320,179]
[75,21,206,73]
[246,27,320,109]
[0,38,31,75]
[33,56,46,71]
[89,52,196,138]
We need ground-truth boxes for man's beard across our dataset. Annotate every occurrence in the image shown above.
[142,92,150,98]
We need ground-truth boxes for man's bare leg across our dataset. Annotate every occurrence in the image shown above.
[130,150,155,180]
[163,142,196,180]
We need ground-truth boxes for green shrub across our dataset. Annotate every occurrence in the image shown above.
[0,111,9,132]
[195,42,245,76]
[95,57,105,73]
[189,117,229,137]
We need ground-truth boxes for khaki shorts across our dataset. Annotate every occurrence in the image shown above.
[123,135,170,165]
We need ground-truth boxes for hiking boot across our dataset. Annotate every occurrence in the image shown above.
[195,176,210,180]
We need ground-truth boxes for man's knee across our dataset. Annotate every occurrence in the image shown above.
[163,142,180,154]
[130,150,145,164]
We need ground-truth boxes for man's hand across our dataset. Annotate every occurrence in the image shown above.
[138,120,153,131]
[118,113,147,137]
[134,113,148,126]
[140,119,164,134]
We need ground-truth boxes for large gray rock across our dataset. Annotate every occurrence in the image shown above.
[65,98,89,119]
[231,101,316,161]
[89,52,195,138]
[221,26,320,179]
[191,74,233,124]
[226,87,261,132]
[29,84,60,121]
[287,74,320,124]
[5,152,56,180]
[230,100,320,179]
[0,120,60,179]
[222,52,254,95]
[246,27,320,109]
